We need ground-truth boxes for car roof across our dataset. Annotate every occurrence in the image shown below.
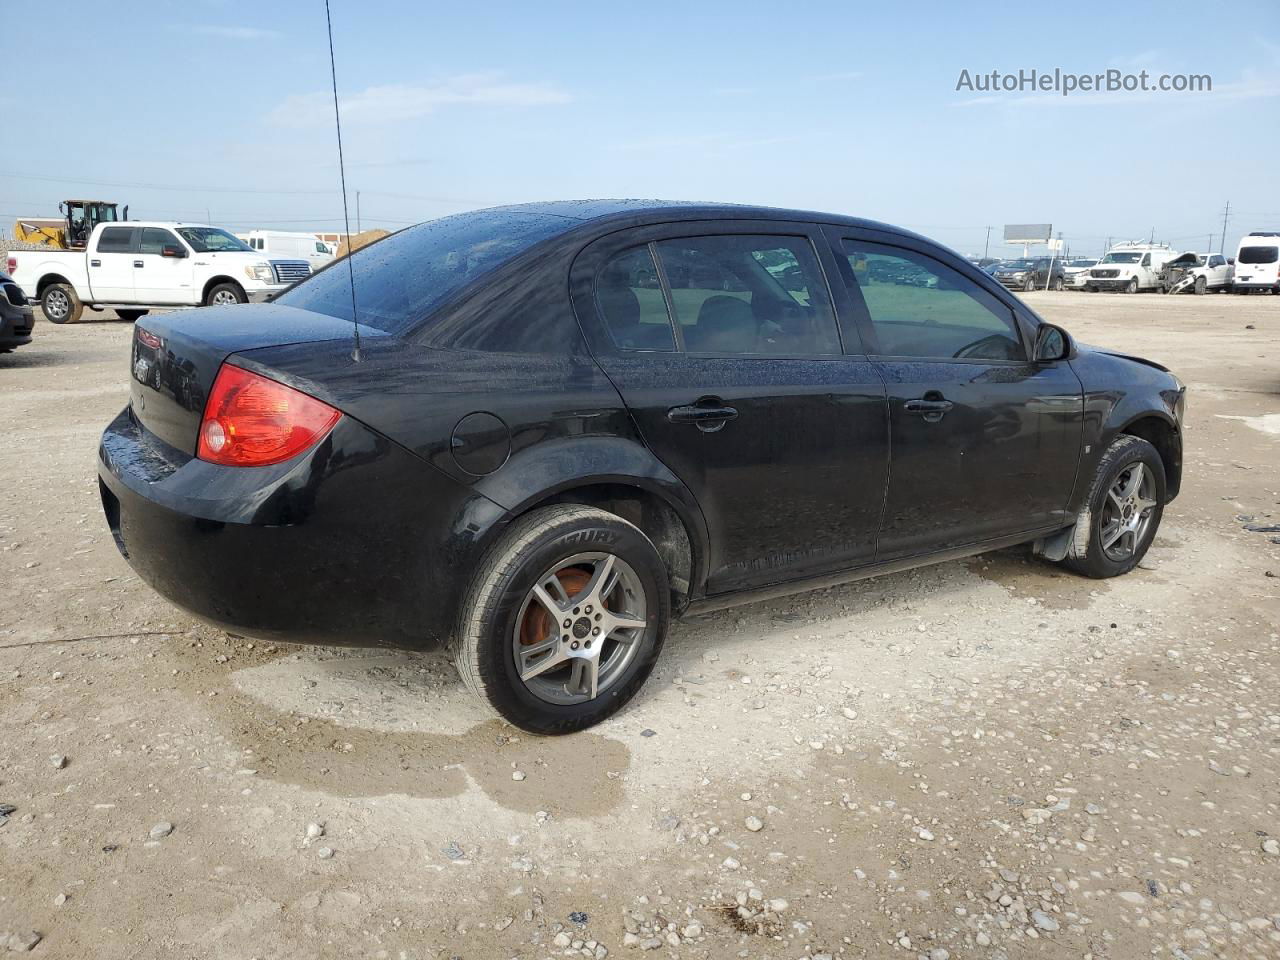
[480,199,935,244]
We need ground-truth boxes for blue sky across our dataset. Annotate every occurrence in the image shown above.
[6,0,1279,257]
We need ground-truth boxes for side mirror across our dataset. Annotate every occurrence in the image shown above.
[1034,323,1071,362]
[1228,257,1235,265]
[161,245,187,259]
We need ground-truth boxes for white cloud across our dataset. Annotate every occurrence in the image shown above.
[185,25,282,40]
[268,74,571,127]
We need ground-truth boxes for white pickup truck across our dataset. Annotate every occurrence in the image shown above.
[6,221,310,324]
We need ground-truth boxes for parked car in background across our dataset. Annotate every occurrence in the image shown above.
[237,230,336,271]
[1233,232,1280,294]
[992,257,1065,291]
[1159,251,1233,294]
[1085,243,1179,293]
[0,270,35,352]
[1063,258,1098,290]
[7,222,310,324]
[98,200,1185,733]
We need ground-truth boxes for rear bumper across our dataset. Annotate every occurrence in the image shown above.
[97,405,508,650]
[0,303,34,348]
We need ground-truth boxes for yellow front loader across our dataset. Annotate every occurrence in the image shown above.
[12,200,127,249]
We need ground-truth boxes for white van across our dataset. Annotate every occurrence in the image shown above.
[239,231,335,271]
[1085,242,1179,293]
[1233,232,1280,293]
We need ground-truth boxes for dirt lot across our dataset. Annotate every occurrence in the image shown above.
[1,292,1278,960]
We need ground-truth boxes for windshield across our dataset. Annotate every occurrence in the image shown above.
[1067,259,1096,267]
[1100,252,1142,264]
[1238,245,1279,265]
[276,209,580,333]
[1002,259,1039,270]
[177,227,253,253]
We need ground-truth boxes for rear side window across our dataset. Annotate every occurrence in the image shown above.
[277,210,578,333]
[1239,245,1279,264]
[138,228,179,255]
[652,235,840,356]
[97,227,135,253]
[596,246,675,351]
[842,240,1025,361]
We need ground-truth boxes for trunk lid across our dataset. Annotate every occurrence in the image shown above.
[129,303,370,454]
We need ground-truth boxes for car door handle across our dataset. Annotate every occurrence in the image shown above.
[904,397,954,422]
[90,259,101,267]
[133,260,144,268]
[667,400,738,433]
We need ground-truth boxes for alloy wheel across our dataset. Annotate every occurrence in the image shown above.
[212,290,239,305]
[44,289,69,320]
[1100,462,1158,561]
[512,552,647,705]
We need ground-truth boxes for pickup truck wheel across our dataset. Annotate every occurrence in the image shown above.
[1052,276,1064,291]
[1062,435,1165,579]
[1085,284,1097,293]
[1193,276,1207,295]
[41,284,82,324]
[453,504,669,734]
[1125,278,1139,294]
[116,309,148,322]
[206,283,246,306]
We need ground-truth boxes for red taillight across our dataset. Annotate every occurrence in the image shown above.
[196,364,340,467]
[5,257,15,275]
[135,327,163,350]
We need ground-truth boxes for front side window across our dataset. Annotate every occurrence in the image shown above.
[177,227,253,253]
[96,227,135,253]
[139,228,180,255]
[595,246,675,351]
[316,241,328,253]
[652,235,840,356]
[842,240,1025,361]
[1239,245,1279,265]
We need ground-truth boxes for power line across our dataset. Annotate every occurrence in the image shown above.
[0,170,337,196]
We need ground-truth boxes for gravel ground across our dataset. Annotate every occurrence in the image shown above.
[1,292,1278,959]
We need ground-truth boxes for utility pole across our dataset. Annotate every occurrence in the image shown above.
[1219,200,1230,255]
[206,207,212,225]
[356,191,361,234]
[983,226,992,260]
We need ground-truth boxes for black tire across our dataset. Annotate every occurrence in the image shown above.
[116,309,149,322]
[1125,278,1139,294]
[453,504,670,734]
[1193,276,1207,295]
[1062,435,1165,579]
[41,283,82,324]
[205,282,247,306]
[1024,277,1036,293]
[1053,276,1064,291]
[1086,284,1098,293]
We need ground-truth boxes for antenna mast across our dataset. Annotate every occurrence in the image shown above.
[324,0,361,362]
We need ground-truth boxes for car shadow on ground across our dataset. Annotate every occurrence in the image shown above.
[0,347,85,369]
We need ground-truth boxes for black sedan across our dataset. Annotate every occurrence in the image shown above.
[0,269,35,352]
[98,201,1185,733]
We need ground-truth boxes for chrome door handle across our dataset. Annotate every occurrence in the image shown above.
[133,260,144,268]
[90,259,101,267]
[667,400,738,433]
[904,398,954,423]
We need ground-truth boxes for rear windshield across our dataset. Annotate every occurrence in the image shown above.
[276,210,579,333]
[1238,245,1279,265]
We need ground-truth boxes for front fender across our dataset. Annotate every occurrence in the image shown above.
[472,435,711,592]
[1069,349,1184,512]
